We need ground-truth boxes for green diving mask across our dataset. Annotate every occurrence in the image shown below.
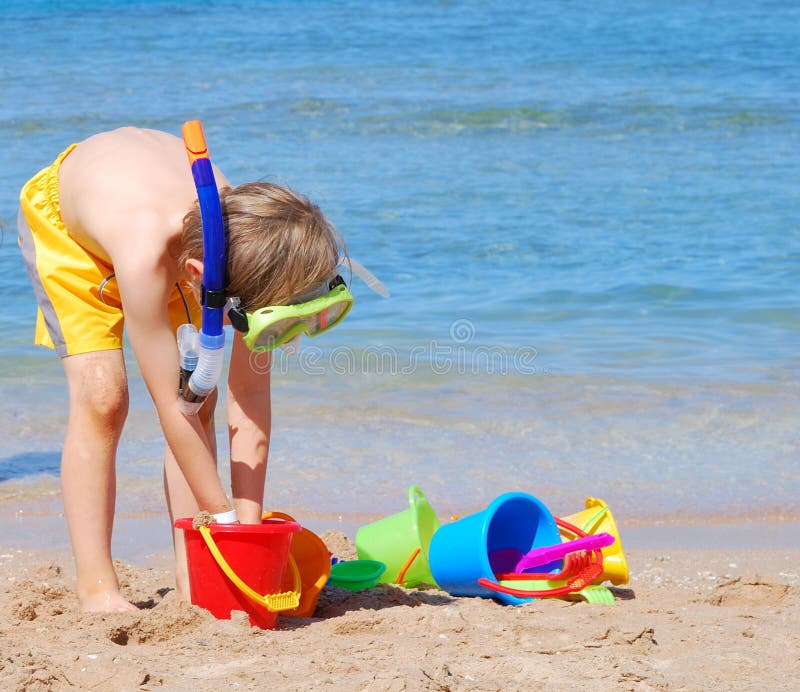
[227,275,354,353]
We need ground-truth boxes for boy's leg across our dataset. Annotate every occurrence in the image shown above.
[61,350,136,612]
[163,388,218,599]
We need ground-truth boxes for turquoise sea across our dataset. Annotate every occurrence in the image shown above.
[0,1,798,549]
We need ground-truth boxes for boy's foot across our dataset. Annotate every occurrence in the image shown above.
[80,589,139,612]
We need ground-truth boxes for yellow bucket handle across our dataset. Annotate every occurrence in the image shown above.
[198,525,301,612]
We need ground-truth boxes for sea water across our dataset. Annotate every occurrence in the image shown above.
[0,1,798,548]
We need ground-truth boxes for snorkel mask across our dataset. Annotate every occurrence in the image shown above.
[178,120,373,413]
[226,275,354,352]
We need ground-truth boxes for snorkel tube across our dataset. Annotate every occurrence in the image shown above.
[177,120,226,414]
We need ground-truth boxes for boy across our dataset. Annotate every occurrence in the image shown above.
[18,126,346,611]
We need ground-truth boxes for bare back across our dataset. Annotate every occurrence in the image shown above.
[54,126,233,424]
[58,126,229,269]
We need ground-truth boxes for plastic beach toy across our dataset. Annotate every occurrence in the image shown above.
[562,497,629,585]
[175,517,301,629]
[481,564,607,600]
[427,492,561,606]
[262,511,331,618]
[513,533,615,573]
[496,546,597,583]
[356,486,439,587]
[478,558,603,599]
[485,532,613,577]
[478,517,608,600]
[329,560,386,591]
[565,585,615,605]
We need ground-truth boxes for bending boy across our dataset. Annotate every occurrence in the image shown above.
[18,126,349,611]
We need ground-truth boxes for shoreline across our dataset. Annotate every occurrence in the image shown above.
[3,505,799,569]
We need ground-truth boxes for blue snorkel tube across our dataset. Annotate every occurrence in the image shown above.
[177,120,227,414]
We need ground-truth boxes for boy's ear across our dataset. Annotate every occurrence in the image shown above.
[185,258,204,281]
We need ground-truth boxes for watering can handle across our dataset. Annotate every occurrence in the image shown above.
[199,526,301,612]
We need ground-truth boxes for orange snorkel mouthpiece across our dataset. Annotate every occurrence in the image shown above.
[182,120,210,164]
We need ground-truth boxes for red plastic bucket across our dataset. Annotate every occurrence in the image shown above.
[175,517,301,629]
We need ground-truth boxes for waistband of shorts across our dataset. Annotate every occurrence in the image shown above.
[20,143,79,223]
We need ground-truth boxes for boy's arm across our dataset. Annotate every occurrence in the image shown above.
[227,331,272,524]
[114,256,231,515]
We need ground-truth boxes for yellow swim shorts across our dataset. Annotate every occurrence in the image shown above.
[18,144,201,358]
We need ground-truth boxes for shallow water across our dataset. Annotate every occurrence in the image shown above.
[0,1,798,527]
[1,359,797,527]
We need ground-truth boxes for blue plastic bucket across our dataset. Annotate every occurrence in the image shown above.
[428,492,560,605]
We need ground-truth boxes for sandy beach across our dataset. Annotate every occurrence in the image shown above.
[1,525,798,691]
[2,1,799,690]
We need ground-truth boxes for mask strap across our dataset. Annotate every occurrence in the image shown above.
[225,297,249,332]
[340,256,390,298]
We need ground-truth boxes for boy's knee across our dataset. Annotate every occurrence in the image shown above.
[74,359,129,425]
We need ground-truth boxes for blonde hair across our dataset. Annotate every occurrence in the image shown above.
[180,182,343,311]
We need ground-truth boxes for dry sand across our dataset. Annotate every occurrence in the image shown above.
[1,530,798,691]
